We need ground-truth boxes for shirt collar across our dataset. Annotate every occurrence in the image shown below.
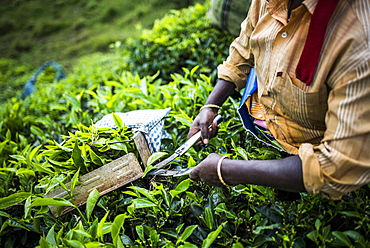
[266,0,317,25]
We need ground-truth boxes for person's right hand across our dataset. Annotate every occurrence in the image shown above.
[187,108,219,144]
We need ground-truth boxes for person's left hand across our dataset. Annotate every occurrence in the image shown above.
[189,153,230,187]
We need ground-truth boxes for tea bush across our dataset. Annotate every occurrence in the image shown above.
[0,2,369,248]
[120,3,234,83]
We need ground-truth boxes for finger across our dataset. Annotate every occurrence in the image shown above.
[187,125,200,139]
[209,122,219,138]
[189,169,200,181]
[194,140,203,146]
[200,122,210,144]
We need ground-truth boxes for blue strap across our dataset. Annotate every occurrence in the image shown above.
[237,68,258,134]
[237,68,291,154]
[21,61,66,99]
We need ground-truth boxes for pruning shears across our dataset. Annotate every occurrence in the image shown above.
[148,115,223,177]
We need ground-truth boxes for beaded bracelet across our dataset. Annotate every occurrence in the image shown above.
[217,155,231,187]
[199,104,221,112]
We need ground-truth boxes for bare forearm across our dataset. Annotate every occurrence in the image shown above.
[222,155,306,192]
[190,154,306,192]
[205,79,235,106]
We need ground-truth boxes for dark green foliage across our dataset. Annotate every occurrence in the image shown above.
[121,4,235,83]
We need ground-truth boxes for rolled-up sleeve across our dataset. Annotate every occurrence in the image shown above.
[217,1,258,90]
[299,63,370,199]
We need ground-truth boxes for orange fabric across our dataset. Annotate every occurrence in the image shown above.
[218,0,370,199]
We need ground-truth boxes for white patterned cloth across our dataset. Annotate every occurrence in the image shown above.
[95,108,171,153]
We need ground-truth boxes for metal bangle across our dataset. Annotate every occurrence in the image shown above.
[217,155,231,187]
[200,104,221,112]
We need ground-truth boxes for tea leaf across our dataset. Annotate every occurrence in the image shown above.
[86,189,100,222]
[203,207,214,230]
[132,199,157,209]
[177,225,198,244]
[97,211,109,240]
[69,168,81,197]
[112,113,123,128]
[88,148,103,166]
[46,225,57,247]
[150,229,159,246]
[332,231,352,247]
[129,186,157,203]
[65,239,84,248]
[33,161,54,175]
[72,141,87,173]
[202,221,226,248]
[30,198,75,207]
[111,214,126,248]
[30,125,45,138]
[147,152,168,166]
[16,168,36,177]
[136,225,145,242]
[170,178,191,198]
[0,192,31,209]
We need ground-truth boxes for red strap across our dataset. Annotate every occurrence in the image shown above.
[295,0,339,86]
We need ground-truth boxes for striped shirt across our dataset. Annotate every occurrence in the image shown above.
[218,0,370,199]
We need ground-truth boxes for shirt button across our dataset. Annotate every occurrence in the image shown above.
[281,32,288,38]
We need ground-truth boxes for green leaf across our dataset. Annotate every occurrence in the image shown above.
[170,178,191,197]
[344,230,366,246]
[132,198,157,209]
[339,211,361,218]
[307,230,319,243]
[147,152,168,166]
[69,168,81,196]
[112,113,123,128]
[31,125,45,138]
[214,203,237,219]
[111,214,126,248]
[0,140,8,154]
[142,152,168,176]
[30,198,75,208]
[64,93,81,111]
[232,242,244,248]
[176,223,185,234]
[252,234,274,247]
[150,229,159,246]
[236,147,249,160]
[332,231,352,247]
[97,211,109,240]
[86,189,100,221]
[136,225,145,242]
[46,225,58,248]
[178,243,198,248]
[203,207,214,230]
[33,161,55,175]
[72,141,87,173]
[177,225,198,244]
[9,154,26,161]
[0,192,31,209]
[253,223,281,235]
[39,237,49,248]
[16,168,36,177]
[139,77,148,96]
[73,229,92,239]
[84,242,106,248]
[65,239,85,248]
[129,186,157,202]
[0,219,30,233]
[202,222,227,248]
[89,148,103,166]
